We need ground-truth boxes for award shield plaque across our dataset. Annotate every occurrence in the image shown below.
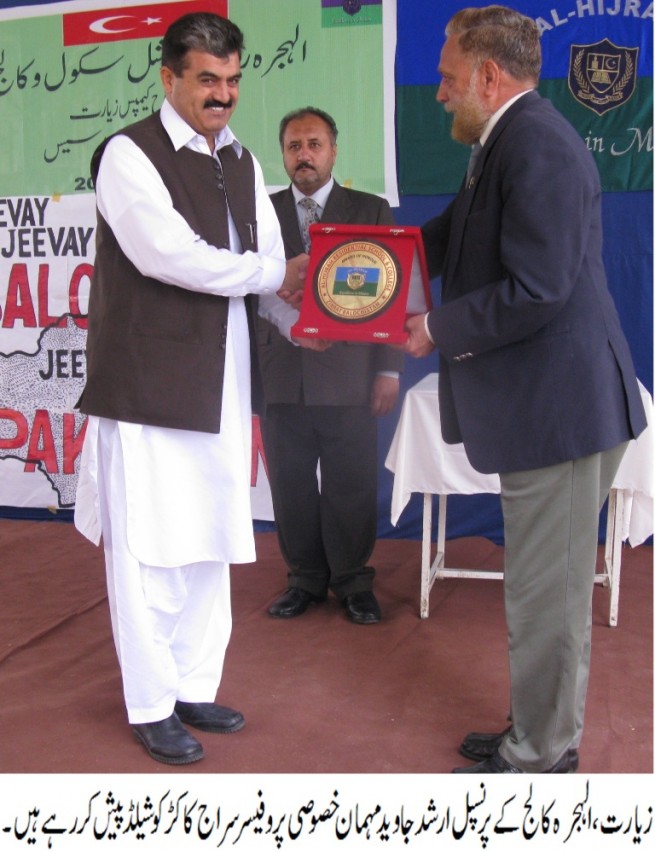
[290,224,431,344]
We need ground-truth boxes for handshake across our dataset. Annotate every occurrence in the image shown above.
[276,253,309,308]
[274,252,332,352]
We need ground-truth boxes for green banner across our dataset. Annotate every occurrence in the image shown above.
[0,0,397,201]
[397,78,653,195]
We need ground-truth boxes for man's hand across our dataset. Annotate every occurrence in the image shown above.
[404,313,436,358]
[370,374,400,416]
[293,336,333,352]
[277,253,309,306]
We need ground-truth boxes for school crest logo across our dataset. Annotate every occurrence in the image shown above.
[346,270,366,290]
[568,39,638,116]
[315,240,398,322]
[343,1,362,14]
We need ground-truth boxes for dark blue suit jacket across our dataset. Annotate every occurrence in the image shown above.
[421,90,646,474]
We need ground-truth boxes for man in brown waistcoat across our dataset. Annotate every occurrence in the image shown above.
[74,11,305,765]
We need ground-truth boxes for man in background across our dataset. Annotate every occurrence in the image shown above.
[404,6,646,772]
[258,107,404,625]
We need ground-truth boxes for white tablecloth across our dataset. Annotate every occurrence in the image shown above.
[385,372,653,547]
[610,384,654,546]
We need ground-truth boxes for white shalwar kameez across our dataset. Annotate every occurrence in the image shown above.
[75,101,287,723]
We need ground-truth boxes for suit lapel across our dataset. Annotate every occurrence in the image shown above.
[322,182,352,222]
[442,91,539,292]
[274,181,353,257]
[443,175,477,289]
[275,188,305,257]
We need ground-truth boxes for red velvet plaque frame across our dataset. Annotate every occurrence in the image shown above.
[290,224,431,345]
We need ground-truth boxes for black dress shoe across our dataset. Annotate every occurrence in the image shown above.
[342,591,381,624]
[459,726,579,770]
[453,749,577,774]
[458,725,513,760]
[268,587,322,618]
[131,713,204,765]
[174,701,245,733]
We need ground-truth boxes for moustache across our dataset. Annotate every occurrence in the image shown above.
[204,99,233,109]
[295,162,315,172]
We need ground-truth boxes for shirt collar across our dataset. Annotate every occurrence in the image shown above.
[479,89,533,147]
[160,98,243,157]
[291,176,334,211]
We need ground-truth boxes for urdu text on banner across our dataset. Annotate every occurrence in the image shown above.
[0,0,397,514]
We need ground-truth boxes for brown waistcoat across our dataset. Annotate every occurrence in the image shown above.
[78,111,261,433]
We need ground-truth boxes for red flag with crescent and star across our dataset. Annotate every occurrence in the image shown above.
[63,1,229,47]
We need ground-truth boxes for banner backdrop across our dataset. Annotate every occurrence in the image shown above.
[0,0,652,543]
[397,0,653,194]
[0,0,398,200]
[0,0,397,515]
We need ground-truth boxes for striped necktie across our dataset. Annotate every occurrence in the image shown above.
[298,197,320,252]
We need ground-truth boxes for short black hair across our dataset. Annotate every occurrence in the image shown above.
[278,107,339,149]
[161,12,244,77]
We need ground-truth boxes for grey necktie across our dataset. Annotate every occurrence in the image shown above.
[466,141,482,185]
[298,197,320,252]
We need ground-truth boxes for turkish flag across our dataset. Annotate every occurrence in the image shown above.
[63,1,229,47]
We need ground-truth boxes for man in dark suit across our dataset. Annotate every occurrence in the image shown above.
[405,6,647,773]
[257,107,404,625]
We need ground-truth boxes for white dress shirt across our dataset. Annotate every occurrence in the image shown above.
[257,179,335,341]
[75,100,286,566]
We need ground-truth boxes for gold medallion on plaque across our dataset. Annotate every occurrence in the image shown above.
[314,239,400,323]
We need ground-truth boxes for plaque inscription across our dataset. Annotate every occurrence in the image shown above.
[314,239,400,323]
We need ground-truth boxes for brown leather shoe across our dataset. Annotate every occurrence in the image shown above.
[131,713,203,765]
[174,701,244,733]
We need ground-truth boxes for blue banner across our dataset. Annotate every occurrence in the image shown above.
[397,0,653,84]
